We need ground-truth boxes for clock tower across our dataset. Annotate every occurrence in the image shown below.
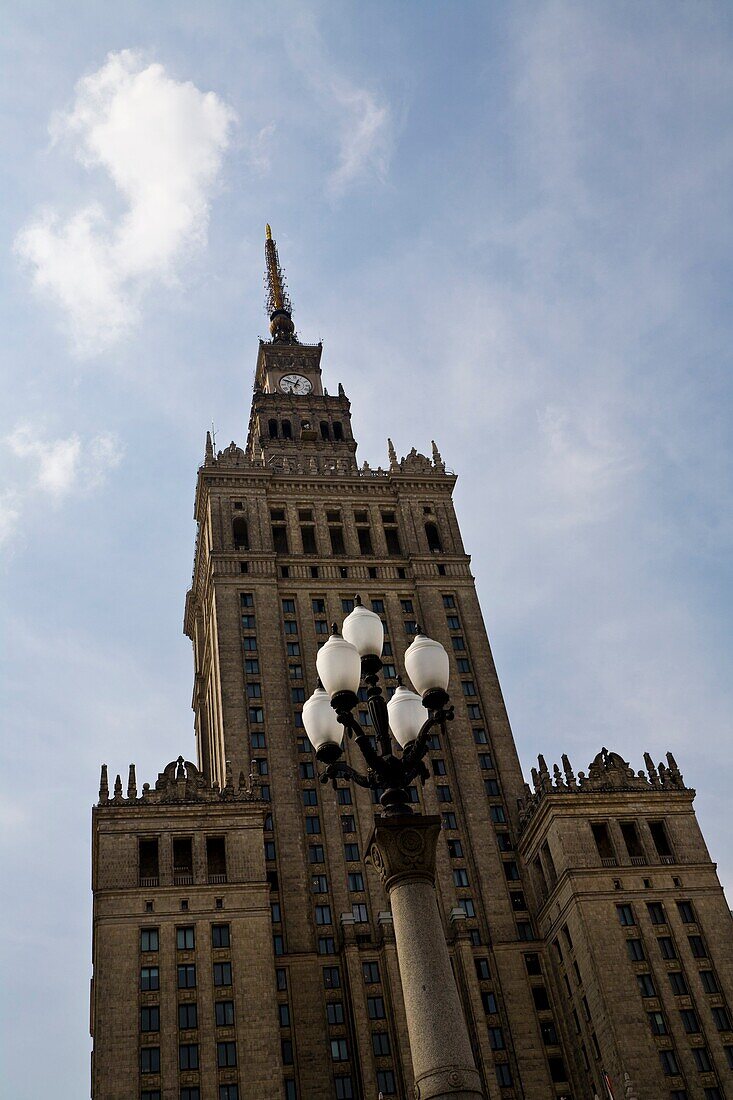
[246,226,357,474]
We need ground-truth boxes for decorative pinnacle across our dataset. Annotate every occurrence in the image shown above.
[264,224,296,343]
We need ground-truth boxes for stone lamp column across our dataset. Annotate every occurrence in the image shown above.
[368,815,484,1100]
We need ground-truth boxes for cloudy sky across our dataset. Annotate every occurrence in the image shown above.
[2,1,733,1094]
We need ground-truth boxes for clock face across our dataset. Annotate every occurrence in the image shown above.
[280,373,312,395]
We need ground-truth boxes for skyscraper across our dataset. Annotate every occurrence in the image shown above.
[91,229,733,1100]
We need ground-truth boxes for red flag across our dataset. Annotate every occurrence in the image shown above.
[601,1069,615,1099]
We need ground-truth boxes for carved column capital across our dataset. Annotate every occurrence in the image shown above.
[368,815,442,892]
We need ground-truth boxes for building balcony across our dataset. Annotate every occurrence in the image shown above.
[174,872,194,885]
[630,856,648,866]
[208,873,227,884]
[139,876,159,887]
[601,857,618,868]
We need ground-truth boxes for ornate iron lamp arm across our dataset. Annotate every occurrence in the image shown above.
[319,760,374,790]
[402,705,455,782]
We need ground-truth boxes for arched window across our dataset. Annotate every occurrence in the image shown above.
[320,422,330,441]
[233,517,249,550]
[268,419,278,439]
[282,419,292,440]
[333,422,344,441]
[425,522,443,553]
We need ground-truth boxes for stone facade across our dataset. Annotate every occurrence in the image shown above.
[91,244,733,1100]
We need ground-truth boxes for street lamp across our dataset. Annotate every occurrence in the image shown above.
[302,595,484,1100]
[303,596,455,816]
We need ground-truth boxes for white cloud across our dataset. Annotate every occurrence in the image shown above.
[15,50,236,355]
[0,493,21,547]
[327,81,392,196]
[4,425,123,518]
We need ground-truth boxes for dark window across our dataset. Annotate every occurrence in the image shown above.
[358,527,373,555]
[139,839,159,885]
[331,1038,348,1061]
[327,1001,345,1024]
[179,1043,199,1070]
[305,816,321,834]
[232,517,249,550]
[626,938,645,961]
[315,905,332,925]
[213,962,232,986]
[320,421,330,440]
[620,821,645,860]
[453,868,469,887]
[384,527,402,556]
[219,1088,239,1100]
[177,964,196,988]
[368,996,385,1019]
[281,1039,293,1065]
[329,527,346,555]
[272,525,289,554]
[140,1047,160,1074]
[591,822,616,863]
[649,1011,667,1035]
[281,419,292,439]
[372,1032,391,1056]
[212,924,230,948]
[649,820,673,859]
[647,901,665,925]
[692,1047,712,1072]
[141,967,159,991]
[348,873,364,891]
[436,785,452,802]
[532,986,550,1011]
[299,762,315,779]
[689,935,707,958]
[273,935,285,955]
[658,936,676,959]
[344,844,359,861]
[524,953,542,976]
[361,963,380,988]
[217,1041,237,1067]
[309,845,324,862]
[181,1090,200,1100]
[475,958,491,980]
[617,904,635,926]
[451,636,465,651]
[425,522,443,551]
[242,637,257,652]
[178,1002,197,1029]
[669,971,688,995]
[677,900,695,923]
[337,788,352,805]
[376,1070,396,1094]
[712,1006,731,1030]
[700,970,719,993]
[268,419,278,438]
[447,616,460,630]
[318,936,335,954]
[323,966,340,988]
[352,903,368,923]
[442,812,458,829]
[495,1063,512,1087]
[141,928,159,952]
[481,990,497,1013]
[333,421,344,441]
[207,837,226,882]
[249,706,264,723]
[334,1076,353,1099]
[215,1000,235,1027]
[141,1005,160,1032]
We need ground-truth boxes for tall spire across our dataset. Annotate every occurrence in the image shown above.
[264,224,296,343]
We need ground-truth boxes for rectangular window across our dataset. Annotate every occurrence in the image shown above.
[211,923,230,948]
[318,936,335,954]
[649,820,674,859]
[712,1006,731,1030]
[217,1041,237,1067]
[669,971,688,995]
[617,904,635,927]
[459,898,476,917]
[344,844,359,861]
[347,873,364,891]
[140,1047,161,1074]
[281,1039,293,1065]
[282,599,296,614]
[287,642,300,656]
[242,636,257,651]
[181,1090,200,1100]
[315,620,328,634]
[692,1048,712,1072]
[677,900,695,923]
[362,961,380,983]
[327,1001,345,1025]
[329,527,346,555]
[219,1088,239,1100]
[177,964,196,988]
[637,973,656,997]
[179,1043,199,1071]
[647,902,665,925]
[352,903,368,923]
[140,928,159,952]
[305,816,321,834]
[436,785,452,802]
[302,789,318,806]
[679,1008,700,1033]
[272,526,289,554]
[368,996,386,1019]
[484,778,500,796]
[376,1070,396,1095]
[141,967,159,991]
[331,1038,348,1061]
[626,939,645,962]
[309,844,324,862]
[658,936,676,960]
[284,620,298,635]
[432,759,447,776]
[323,967,341,989]
[451,636,465,651]
[273,935,284,956]
[213,962,232,987]
[249,706,264,724]
[482,990,497,1013]
[315,905,332,925]
[442,812,458,829]
[246,682,262,699]
[457,658,471,673]
[453,868,469,887]
[176,926,195,951]
[495,1064,512,1087]
[447,839,464,858]
[490,805,506,824]
[178,1002,197,1030]
[648,1011,667,1035]
[475,958,490,981]
[141,1005,160,1032]
[479,753,494,770]
[215,1000,235,1027]
[689,935,707,958]
[241,614,256,629]
[700,970,719,993]
[335,1077,353,1099]
[298,760,315,779]
[372,1032,391,1056]
[245,658,260,675]
[337,788,352,805]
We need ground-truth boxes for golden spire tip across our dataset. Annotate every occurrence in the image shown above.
[265,223,272,241]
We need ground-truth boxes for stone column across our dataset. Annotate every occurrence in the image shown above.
[368,815,484,1100]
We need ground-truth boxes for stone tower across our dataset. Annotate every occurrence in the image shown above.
[91,229,733,1100]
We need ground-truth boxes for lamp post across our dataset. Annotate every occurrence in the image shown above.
[303,597,484,1100]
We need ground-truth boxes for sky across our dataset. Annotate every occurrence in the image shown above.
[2,1,733,1094]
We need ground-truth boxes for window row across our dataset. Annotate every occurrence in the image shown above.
[140,925,230,953]
[140,963,233,991]
[592,818,675,865]
[138,837,226,887]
